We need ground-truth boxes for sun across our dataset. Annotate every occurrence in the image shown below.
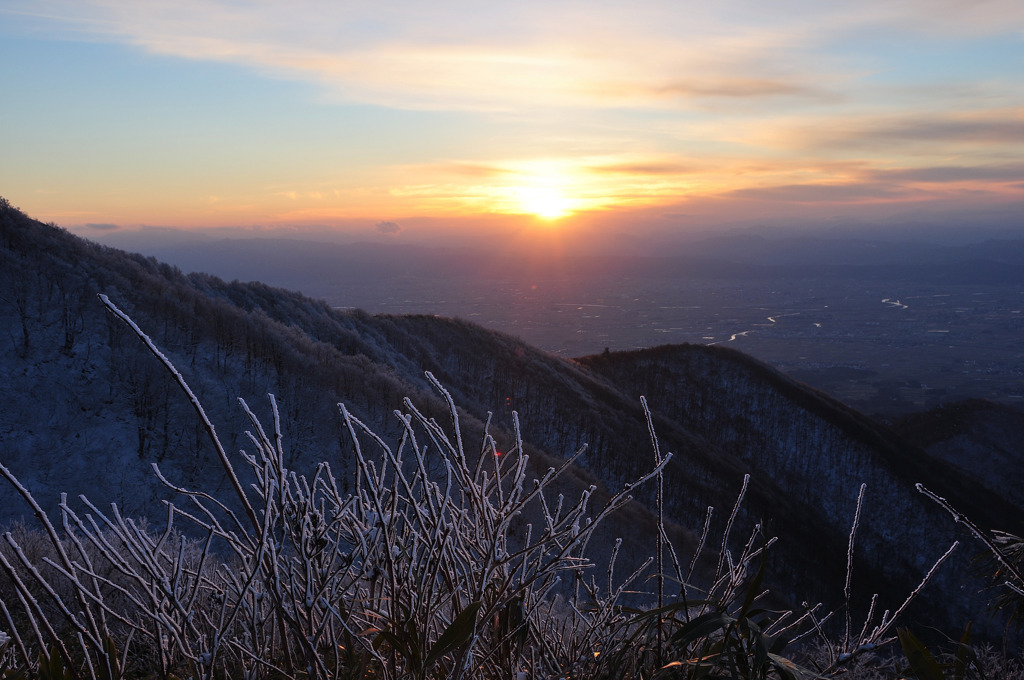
[517,186,573,220]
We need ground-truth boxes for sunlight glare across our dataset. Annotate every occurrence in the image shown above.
[517,186,573,220]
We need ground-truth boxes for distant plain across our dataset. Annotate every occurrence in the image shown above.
[326,276,1024,415]
[98,231,1024,416]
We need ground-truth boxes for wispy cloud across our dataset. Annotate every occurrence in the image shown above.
[586,162,697,176]
[7,1,1023,114]
[780,111,1024,150]
[654,78,823,100]
[727,182,912,203]
[428,163,523,178]
[0,1,862,111]
[868,164,1024,184]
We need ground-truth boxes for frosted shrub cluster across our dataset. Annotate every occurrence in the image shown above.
[0,297,668,679]
[0,296,966,680]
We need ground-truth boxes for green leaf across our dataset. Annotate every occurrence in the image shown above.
[767,630,790,655]
[737,545,768,622]
[374,629,413,666]
[747,619,769,674]
[425,600,482,669]
[0,661,29,680]
[953,623,975,680]
[768,653,825,680]
[898,628,945,680]
[100,635,121,680]
[669,611,734,648]
[37,647,71,680]
[497,595,525,637]
[768,653,801,680]
[497,595,528,658]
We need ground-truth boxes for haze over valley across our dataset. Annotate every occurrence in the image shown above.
[99,230,1024,416]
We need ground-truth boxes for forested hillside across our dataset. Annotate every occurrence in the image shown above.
[894,399,1024,509]
[0,197,1018,642]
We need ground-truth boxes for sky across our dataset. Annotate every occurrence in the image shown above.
[2,0,1023,250]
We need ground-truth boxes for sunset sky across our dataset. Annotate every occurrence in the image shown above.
[2,0,1023,248]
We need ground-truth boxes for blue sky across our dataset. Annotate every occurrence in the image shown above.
[1,0,1023,248]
